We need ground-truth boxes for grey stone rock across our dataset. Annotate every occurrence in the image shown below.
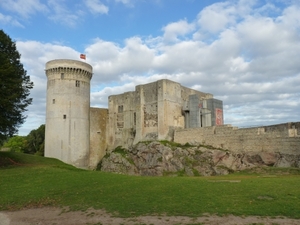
[100,153,138,175]
[259,152,279,166]
[274,154,299,168]
[99,142,300,176]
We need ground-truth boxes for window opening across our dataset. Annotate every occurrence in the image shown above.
[118,105,123,113]
[75,80,80,87]
[52,99,55,104]
[63,115,66,119]
[133,112,136,125]
[61,73,64,79]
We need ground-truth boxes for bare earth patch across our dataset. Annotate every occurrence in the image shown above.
[1,207,300,225]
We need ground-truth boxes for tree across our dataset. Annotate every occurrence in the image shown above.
[2,135,26,152]
[25,124,45,155]
[1,124,45,155]
[0,30,33,144]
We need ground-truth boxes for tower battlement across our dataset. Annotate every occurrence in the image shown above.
[46,59,93,81]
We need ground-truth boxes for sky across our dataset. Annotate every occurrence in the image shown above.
[0,0,300,136]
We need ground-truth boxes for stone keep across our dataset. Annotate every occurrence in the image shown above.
[107,79,223,149]
[44,59,93,168]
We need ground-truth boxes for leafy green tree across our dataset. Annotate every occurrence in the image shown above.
[0,30,33,144]
[2,135,26,152]
[25,124,45,155]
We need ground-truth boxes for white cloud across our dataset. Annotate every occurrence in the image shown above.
[0,13,24,27]
[114,0,135,7]
[197,1,237,34]
[162,19,195,42]
[86,37,155,82]
[237,17,287,57]
[0,0,48,18]
[47,0,81,27]
[236,14,300,81]
[91,82,136,107]
[255,2,281,16]
[85,0,109,14]
[278,5,300,29]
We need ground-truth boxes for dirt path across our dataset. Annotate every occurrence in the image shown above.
[1,207,300,225]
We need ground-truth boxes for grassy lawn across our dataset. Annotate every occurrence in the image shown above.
[1,152,300,218]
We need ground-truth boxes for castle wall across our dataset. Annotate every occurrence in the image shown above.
[157,79,184,141]
[174,122,300,154]
[203,98,223,126]
[108,91,136,150]
[89,107,108,169]
[136,80,159,141]
[180,85,212,100]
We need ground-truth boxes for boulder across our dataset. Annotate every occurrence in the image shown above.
[259,152,279,166]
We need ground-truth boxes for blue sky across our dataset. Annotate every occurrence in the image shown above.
[1,0,300,135]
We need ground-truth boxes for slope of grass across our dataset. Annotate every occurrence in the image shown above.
[1,152,300,218]
[0,151,75,169]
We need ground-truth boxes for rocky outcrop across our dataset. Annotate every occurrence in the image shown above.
[99,141,300,176]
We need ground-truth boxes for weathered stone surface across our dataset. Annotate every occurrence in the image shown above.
[259,152,279,166]
[274,154,300,168]
[99,142,300,176]
[107,79,219,151]
[100,153,138,175]
[174,123,300,155]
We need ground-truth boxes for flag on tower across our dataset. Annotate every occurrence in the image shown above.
[80,54,86,60]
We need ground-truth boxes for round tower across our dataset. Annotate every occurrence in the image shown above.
[45,59,93,168]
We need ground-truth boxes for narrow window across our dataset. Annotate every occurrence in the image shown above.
[75,80,80,87]
[133,112,136,125]
[61,73,64,79]
[63,114,66,119]
[52,99,55,104]
[118,105,123,113]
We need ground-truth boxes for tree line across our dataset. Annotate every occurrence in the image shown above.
[1,124,45,156]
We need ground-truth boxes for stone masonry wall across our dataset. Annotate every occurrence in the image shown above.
[89,107,108,169]
[107,79,223,150]
[107,91,136,150]
[174,122,300,154]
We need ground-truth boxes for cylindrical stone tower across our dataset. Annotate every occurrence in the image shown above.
[45,59,93,168]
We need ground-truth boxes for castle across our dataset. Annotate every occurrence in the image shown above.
[44,59,300,169]
[44,59,223,169]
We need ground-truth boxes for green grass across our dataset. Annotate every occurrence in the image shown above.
[1,152,300,219]
[158,140,195,149]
